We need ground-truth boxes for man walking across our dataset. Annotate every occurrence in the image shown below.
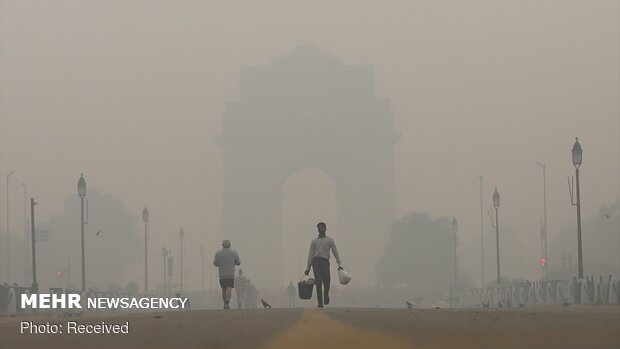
[213,239,241,309]
[304,222,342,308]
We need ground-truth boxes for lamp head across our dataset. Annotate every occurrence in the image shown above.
[142,207,149,224]
[492,188,500,208]
[572,137,582,167]
[77,173,86,198]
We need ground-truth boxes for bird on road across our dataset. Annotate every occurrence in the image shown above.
[261,299,272,309]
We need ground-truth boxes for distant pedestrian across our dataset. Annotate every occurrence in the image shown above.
[213,239,241,309]
[304,222,343,308]
[234,269,248,309]
[246,281,259,309]
[287,281,296,307]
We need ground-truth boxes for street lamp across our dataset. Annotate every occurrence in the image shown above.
[492,188,501,285]
[30,198,38,293]
[142,207,149,293]
[451,217,458,306]
[6,170,14,282]
[77,173,87,292]
[572,138,584,279]
[162,246,168,294]
[179,228,184,292]
[479,176,485,290]
[200,245,205,292]
[536,162,548,278]
[167,254,174,294]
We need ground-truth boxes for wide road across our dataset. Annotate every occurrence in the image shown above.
[1,306,619,349]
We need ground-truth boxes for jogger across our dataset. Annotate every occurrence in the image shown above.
[213,239,241,309]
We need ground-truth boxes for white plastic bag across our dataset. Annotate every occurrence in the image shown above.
[338,268,351,285]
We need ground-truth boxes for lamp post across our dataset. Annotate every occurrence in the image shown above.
[451,217,458,306]
[23,182,30,285]
[571,138,584,279]
[536,162,548,278]
[6,170,14,282]
[492,188,501,284]
[162,246,168,294]
[479,176,484,289]
[200,244,205,292]
[77,173,87,291]
[179,228,184,292]
[167,254,174,293]
[30,198,38,293]
[142,208,149,293]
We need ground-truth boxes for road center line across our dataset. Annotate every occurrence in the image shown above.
[259,309,412,349]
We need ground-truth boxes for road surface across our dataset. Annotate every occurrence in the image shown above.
[1,306,618,349]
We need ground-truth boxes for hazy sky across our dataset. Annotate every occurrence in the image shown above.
[1,1,618,287]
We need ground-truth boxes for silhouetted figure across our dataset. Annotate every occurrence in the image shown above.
[234,269,248,309]
[287,281,296,307]
[213,239,241,309]
[261,299,272,309]
[246,282,258,309]
[304,222,343,308]
[406,301,414,309]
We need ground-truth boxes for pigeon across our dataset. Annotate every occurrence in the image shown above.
[261,299,272,309]
[405,301,414,309]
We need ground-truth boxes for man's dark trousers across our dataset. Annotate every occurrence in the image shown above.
[312,257,330,305]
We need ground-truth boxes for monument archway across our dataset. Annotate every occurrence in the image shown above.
[218,46,398,287]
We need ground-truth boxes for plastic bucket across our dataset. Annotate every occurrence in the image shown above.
[298,281,314,300]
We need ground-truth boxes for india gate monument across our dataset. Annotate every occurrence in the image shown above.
[219,46,399,287]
